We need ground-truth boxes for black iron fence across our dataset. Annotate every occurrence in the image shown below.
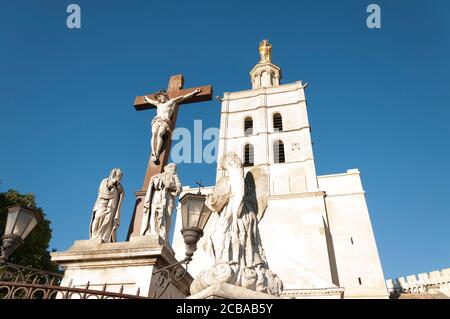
[0,281,146,299]
[0,262,147,299]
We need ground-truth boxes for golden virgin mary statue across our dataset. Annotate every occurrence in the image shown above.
[259,39,272,63]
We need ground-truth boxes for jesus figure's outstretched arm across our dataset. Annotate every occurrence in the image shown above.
[143,95,159,106]
[172,88,201,103]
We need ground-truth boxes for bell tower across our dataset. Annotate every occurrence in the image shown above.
[217,40,319,197]
[214,40,337,292]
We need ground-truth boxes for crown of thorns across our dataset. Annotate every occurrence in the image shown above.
[155,90,169,98]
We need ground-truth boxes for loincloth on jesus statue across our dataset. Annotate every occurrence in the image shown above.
[151,116,172,135]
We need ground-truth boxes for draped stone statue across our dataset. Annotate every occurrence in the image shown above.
[89,168,124,243]
[190,152,283,296]
[140,163,182,241]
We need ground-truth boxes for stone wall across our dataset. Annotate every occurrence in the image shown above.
[386,268,450,298]
[317,170,388,298]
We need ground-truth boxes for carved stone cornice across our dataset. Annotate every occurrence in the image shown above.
[281,287,345,299]
[269,191,326,200]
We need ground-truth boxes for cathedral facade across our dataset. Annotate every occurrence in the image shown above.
[173,42,388,299]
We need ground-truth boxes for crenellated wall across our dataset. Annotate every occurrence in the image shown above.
[386,268,450,297]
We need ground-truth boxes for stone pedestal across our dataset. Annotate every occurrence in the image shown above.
[250,62,281,89]
[50,235,192,298]
[189,283,281,299]
[281,288,344,299]
[188,282,344,299]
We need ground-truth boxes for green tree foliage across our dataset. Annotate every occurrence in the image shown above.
[0,189,58,272]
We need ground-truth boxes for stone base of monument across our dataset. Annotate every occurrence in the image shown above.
[50,235,192,298]
[188,282,282,299]
[280,287,345,299]
[188,283,344,299]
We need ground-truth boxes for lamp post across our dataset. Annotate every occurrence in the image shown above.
[0,205,42,262]
[153,191,211,271]
[151,191,212,298]
[179,192,212,263]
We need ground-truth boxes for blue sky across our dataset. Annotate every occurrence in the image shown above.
[0,0,449,280]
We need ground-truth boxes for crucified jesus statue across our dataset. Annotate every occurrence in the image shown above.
[143,88,201,163]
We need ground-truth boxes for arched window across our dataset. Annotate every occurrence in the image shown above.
[273,113,283,132]
[261,71,272,87]
[273,140,285,163]
[244,144,254,167]
[244,117,253,136]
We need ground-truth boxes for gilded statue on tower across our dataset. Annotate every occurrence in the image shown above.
[259,39,272,63]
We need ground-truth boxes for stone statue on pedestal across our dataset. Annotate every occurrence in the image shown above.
[143,88,201,164]
[141,163,182,241]
[89,168,124,243]
[190,152,283,296]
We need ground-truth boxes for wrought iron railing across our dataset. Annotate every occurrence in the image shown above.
[151,258,188,298]
[0,262,148,299]
[0,281,147,299]
[0,262,63,286]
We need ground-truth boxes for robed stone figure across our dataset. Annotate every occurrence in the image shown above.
[90,168,124,243]
[190,152,283,296]
[141,163,182,241]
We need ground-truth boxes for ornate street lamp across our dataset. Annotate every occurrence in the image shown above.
[179,192,212,263]
[0,205,42,262]
[151,191,212,297]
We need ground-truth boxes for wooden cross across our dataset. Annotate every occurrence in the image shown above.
[126,74,213,239]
